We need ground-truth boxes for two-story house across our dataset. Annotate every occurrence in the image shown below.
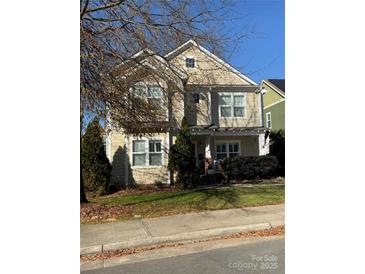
[261,79,285,131]
[105,40,269,187]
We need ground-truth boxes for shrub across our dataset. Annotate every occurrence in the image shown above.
[220,155,279,182]
[269,130,285,176]
[154,180,164,189]
[81,118,111,195]
[168,117,198,188]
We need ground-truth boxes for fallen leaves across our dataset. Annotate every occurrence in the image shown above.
[80,204,134,223]
[80,225,285,262]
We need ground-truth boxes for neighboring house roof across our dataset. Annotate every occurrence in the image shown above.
[267,79,285,93]
[262,79,285,97]
[165,39,258,86]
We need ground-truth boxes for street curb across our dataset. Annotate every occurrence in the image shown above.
[80,220,284,256]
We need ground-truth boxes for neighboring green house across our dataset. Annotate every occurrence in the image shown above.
[261,79,285,131]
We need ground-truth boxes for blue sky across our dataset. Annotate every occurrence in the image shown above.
[227,0,285,83]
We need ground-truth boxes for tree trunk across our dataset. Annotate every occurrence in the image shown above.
[80,107,88,203]
[80,166,88,203]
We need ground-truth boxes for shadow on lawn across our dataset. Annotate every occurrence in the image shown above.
[117,187,240,208]
[119,190,197,206]
[193,188,240,209]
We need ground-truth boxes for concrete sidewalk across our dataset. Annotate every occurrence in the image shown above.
[81,204,284,255]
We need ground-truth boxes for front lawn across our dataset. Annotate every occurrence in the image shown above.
[81,184,284,224]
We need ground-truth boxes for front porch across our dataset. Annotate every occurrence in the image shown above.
[190,126,269,174]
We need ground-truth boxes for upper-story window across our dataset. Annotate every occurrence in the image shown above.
[133,83,163,106]
[218,93,245,118]
[133,83,147,97]
[147,85,163,106]
[185,57,195,68]
[192,93,200,103]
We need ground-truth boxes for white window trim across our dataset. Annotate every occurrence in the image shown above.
[185,55,197,69]
[218,92,246,119]
[215,140,241,160]
[131,137,164,168]
[266,112,272,128]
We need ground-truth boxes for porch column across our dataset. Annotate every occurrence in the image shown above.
[204,135,212,174]
[258,133,269,155]
[207,91,212,125]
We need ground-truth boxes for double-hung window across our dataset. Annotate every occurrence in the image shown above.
[132,139,162,166]
[132,83,163,105]
[219,95,232,117]
[147,86,163,106]
[216,142,240,160]
[218,93,245,118]
[149,140,162,166]
[132,82,147,97]
[216,143,228,160]
[132,140,146,166]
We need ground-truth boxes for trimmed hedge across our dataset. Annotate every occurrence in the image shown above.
[220,155,279,182]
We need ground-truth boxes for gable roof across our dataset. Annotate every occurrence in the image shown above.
[118,48,188,81]
[262,79,285,97]
[165,39,258,86]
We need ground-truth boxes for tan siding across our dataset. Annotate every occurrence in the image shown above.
[211,136,260,158]
[109,130,170,186]
[110,130,127,186]
[184,91,210,126]
[241,136,259,156]
[212,92,262,127]
[171,91,184,127]
[170,47,251,86]
[127,132,169,185]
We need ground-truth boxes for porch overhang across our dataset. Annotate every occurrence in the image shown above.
[189,125,269,136]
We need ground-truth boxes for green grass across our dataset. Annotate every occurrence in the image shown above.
[86,184,285,222]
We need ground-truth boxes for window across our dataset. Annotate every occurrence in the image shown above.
[132,140,146,166]
[219,95,232,117]
[192,93,200,103]
[216,143,227,160]
[132,84,163,106]
[185,57,195,68]
[233,95,245,117]
[133,83,147,97]
[132,139,162,166]
[218,93,245,118]
[216,142,239,160]
[147,86,163,106]
[266,112,272,128]
[149,140,162,166]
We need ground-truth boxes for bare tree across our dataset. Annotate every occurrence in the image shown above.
[80,0,252,201]
[80,0,252,126]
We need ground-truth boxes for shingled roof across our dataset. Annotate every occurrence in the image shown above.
[267,79,285,94]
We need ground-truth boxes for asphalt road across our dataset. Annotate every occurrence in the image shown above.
[82,238,285,274]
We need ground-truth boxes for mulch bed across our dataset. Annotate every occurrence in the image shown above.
[80,225,285,262]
